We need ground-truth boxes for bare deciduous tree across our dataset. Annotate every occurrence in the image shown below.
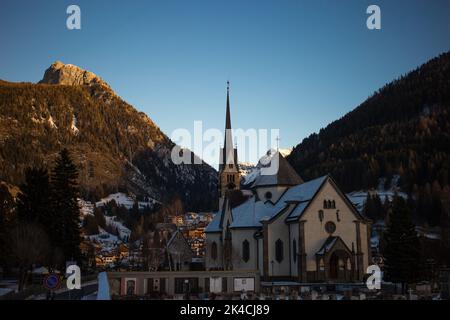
[9,223,50,291]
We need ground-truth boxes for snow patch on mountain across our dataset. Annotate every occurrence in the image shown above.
[105,215,131,241]
[71,115,79,135]
[95,192,156,210]
[48,115,57,129]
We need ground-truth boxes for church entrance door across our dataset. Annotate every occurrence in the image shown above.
[329,253,339,279]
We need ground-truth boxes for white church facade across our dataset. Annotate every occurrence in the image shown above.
[205,84,372,283]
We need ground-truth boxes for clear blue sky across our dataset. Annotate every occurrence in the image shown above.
[1,0,449,164]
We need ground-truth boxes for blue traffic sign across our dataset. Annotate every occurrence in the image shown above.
[43,273,61,290]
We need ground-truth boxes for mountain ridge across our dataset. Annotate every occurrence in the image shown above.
[0,62,218,211]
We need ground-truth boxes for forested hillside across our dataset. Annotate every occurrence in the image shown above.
[288,51,450,226]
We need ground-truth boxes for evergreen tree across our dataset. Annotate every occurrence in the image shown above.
[51,148,81,263]
[94,206,106,229]
[83,215,99,235]
[16,167,52,227]
[363,193,376,220]
[383,195,424,293]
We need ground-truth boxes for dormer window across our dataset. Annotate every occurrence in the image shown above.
[323,199,336,209]
[265,191,273,200]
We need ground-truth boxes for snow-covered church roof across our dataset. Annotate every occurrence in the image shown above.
[247,151,304,188]
[206,175,329,232]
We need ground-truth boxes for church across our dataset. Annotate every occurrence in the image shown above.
[205,84,372,283]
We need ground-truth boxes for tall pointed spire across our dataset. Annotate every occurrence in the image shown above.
[219,81,240,205]
[224,81,234,158]
[225,81,231,129]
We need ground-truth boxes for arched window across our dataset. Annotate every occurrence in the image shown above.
[346,258,352,270]
[275,239,284,263]
[339,258,345,270]
[332,200,336,209]
[319,259,325,271]
[336,210,340,222]
[327,200,332,209]
[242,240,250,262]
[323,200,328,209]
[211,242,218,260]
[318,210,324,222]
[292,239,297,263]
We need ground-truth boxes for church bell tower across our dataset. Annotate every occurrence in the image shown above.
[218,81,240,209]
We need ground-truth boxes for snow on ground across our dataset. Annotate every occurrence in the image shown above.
[346,190,407,213]
[79,199,94,216]
[105,216,131,240]
[87,228,121,253]
[95,192,156,210]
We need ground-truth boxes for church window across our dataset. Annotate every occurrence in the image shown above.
[242,240,250,262]
[211,242,218,260]
[336,210,340,222]
[332,200,336,209]
[323,200,328,209]
[325,221,336,234]
[228,164,233,169]
[319,259,325,271]
[339,258,345,270]
[318,210,324,222]
[292,239,297,263]
[346,258,352,270]
[275,239,284,263]
[265,191,272,200]
[327,200,332,209]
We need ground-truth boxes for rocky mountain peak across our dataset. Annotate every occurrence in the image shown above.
[39,61,112,91]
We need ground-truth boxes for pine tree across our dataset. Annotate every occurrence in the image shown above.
[383,195,424,293]
[17,167,52,226]
[363,194,376,220]
[16,167,56,253]
[51,148,81,263]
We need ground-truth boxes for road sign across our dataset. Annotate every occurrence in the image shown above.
[43,273,61,290]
